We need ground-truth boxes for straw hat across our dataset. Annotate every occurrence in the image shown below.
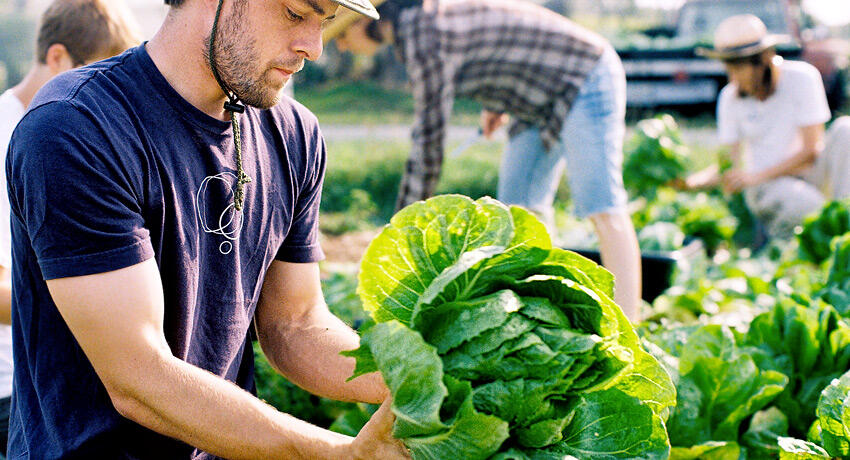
[324,0,387,43]
[331,0,380,20]
[696,14,791,60]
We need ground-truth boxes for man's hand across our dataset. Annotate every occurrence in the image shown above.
[350,398,411,460]
[722,169,758,194]
[480,110,509,139]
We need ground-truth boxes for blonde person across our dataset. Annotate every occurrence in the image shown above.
[4,0,409,458]
[325,0,643,321]
[0,0,140,452]
[683,14,850,239]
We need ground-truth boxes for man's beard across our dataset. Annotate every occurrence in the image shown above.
[205,3,298,109]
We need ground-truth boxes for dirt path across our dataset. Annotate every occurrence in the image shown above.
[319,229,379,269]
[322,124,720,149]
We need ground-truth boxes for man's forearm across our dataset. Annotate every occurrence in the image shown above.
[113,351,354,460]
[755,147,819,184]
[0,266,11,325]
[260,306,389,405]
[684,164,721,190]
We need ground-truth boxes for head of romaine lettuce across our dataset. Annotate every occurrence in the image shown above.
[343,195,676,459]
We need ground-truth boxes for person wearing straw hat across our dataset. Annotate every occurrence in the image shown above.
[4,0,411,458]
[326,0,644,322]
[683,14,850,239]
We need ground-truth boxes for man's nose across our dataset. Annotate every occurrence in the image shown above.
[293,22,324,61]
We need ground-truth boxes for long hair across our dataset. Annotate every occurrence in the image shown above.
[726,49,780,101]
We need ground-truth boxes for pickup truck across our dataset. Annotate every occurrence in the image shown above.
[612,0,848,111]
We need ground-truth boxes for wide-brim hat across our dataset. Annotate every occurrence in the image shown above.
[696,14,791,60]
[324,0,386,43]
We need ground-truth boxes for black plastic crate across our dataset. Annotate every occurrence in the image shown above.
[563,239,703,303]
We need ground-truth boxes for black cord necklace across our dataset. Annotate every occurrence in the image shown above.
[208,0,252,212]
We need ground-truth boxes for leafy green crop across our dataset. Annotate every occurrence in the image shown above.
[673,193,737,254]
[631,189,737,254]
[744,298,850,437]
[623,114,691,199]
[817,369,850,456]
[816,234,850,316]
[345,195,676,459]
[778,368,850,459]
[638,221,685,252]
[797,199,850,264]
[777,437,831,459]
[651,325,788,458]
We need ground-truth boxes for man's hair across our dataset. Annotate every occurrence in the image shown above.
[37,0,141,66]
[725,49,780,101]
[366,0,422,42]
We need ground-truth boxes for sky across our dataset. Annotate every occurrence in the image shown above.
[802,0,850,27]
[635,0,850,26]
[23,0,850,31]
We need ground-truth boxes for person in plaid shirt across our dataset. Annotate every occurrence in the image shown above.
[326,0,642,320]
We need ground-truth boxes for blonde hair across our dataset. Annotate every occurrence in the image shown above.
[37,0,141,65]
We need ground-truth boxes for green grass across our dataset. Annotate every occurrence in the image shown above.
[298,81,730,132]
[296,80,482,125]
[322,137,571,224]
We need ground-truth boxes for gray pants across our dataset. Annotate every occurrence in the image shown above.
[745,116,850,239]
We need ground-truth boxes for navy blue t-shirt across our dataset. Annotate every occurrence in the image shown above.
[5,45,326,459]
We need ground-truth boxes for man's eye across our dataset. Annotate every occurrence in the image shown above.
[286,8,304,21]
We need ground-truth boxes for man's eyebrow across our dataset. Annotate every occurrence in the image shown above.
[302,0,327,16]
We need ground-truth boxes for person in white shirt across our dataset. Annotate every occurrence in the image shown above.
[0,0,139,451]
[682,14,850,239]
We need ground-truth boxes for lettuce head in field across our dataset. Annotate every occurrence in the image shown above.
[343,195,676,459]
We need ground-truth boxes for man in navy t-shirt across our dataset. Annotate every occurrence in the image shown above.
[5,0,410,459]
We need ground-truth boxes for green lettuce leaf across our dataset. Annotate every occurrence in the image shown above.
[745,299,850,436]
[418,290,523,354]
[817,369,850,457]
[668,325,787,446]
[777,437,831,459]
[358,195,515,324]
[537,388,670,459]
[669,441,740,460]
[405,376,510,460]
[741,407,789,459]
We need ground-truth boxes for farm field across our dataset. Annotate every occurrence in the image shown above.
[256,107,850,459]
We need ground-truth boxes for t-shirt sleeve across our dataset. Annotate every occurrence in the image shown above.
[717,85,740,145]
[275,116,326,264]
[0,110,19,269]
[7,102,153,280]
[793,63,831,127]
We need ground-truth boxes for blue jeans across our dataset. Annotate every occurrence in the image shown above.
[498,45,628,226]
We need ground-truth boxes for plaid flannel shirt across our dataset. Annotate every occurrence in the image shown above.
[394,0,606,210]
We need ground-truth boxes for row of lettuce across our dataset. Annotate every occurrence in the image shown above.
[250,115,850,458]
[254,194,850,459]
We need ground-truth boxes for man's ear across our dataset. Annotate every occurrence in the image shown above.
[44,43,75,75]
